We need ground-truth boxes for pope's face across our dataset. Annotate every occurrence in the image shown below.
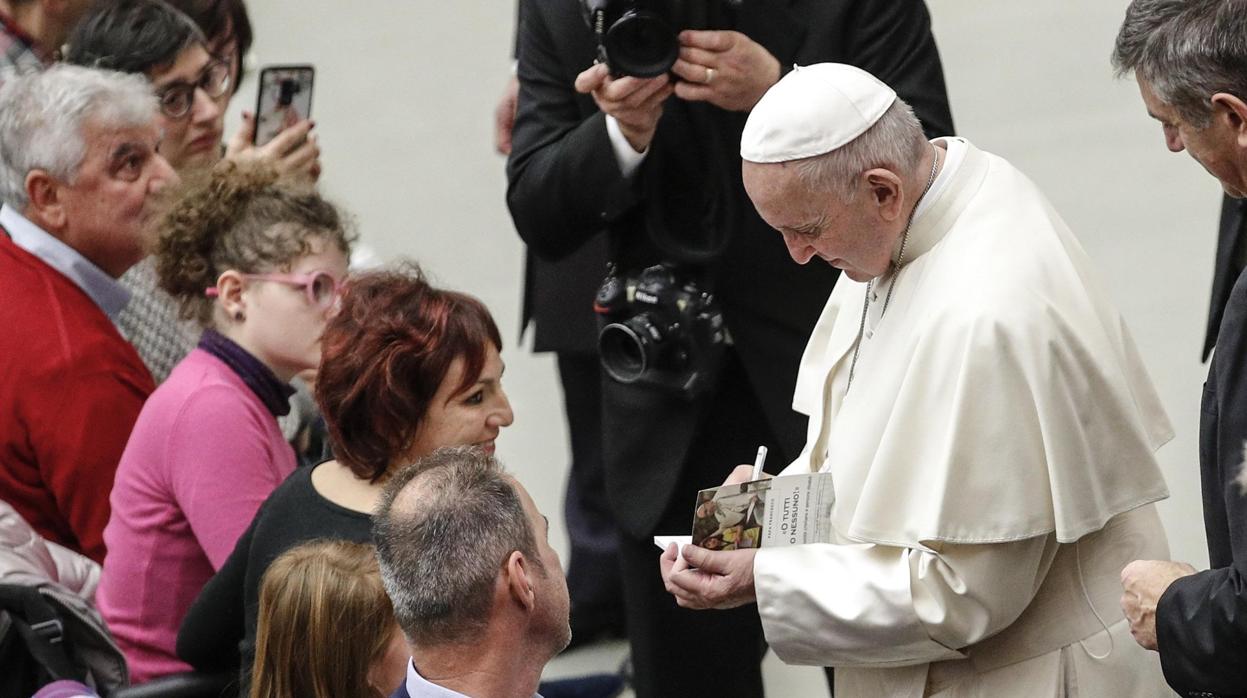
[744,161,896,282]
[1136,75,1247,198]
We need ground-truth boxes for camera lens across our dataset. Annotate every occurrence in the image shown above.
[605,10,678,78]
[599,315,664,383]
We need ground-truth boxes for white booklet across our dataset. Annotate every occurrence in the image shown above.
[653,472,835,553]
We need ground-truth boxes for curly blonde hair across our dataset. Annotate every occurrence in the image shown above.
[155,161,355,326]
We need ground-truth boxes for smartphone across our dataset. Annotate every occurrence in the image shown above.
[253,64,314,146]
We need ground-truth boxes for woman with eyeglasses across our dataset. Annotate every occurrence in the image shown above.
[175,266,514,694]
[66,0,318,178]
[95,162,354,683]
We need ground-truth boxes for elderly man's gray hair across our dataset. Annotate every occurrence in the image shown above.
[1113,0,1247,128]
[0,64,157,211]
[790,97,927,201]
[372,447,544,646]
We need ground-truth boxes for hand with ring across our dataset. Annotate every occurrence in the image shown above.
[671,30,780,112]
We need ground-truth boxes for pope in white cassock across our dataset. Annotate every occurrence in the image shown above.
[658,63,1175,697]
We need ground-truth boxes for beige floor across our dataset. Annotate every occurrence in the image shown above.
[544,638,832,697]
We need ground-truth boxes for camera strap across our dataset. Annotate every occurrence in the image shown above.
[640,98,738,269]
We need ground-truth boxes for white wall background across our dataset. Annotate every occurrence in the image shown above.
[235,3,1220,688]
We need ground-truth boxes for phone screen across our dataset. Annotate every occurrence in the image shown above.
[254,65,315,146]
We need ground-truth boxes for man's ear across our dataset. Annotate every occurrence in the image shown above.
[1212,92,1247,148]
[504,550,536,611]
[863,168,904,222]
[24,170,67,232]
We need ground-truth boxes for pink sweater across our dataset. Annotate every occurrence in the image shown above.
[97,349,295,682]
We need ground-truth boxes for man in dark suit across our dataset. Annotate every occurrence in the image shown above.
[1204,195,1247,362]
[519,237,626,647]
[498,6,626,644]
[506,2,952,695]
[1114,2,1247,696]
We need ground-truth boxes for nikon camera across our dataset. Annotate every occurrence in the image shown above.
[593,264,727,397]
[579,0,739,78]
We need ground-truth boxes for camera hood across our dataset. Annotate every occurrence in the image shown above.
[603,10,679,78]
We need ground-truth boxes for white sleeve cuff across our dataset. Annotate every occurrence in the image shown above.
[755,543,964,668]
[606,115,647,177]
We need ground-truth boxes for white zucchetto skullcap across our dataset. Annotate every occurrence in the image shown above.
[741,63,896,163]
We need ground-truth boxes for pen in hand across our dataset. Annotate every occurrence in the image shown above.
[741,445,769,540]
[750,445,768,482]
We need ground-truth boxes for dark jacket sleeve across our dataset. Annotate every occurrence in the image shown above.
[176,515,254,672]
[505,0,639,261]
[842,0,954,140]
[1156,563,1247,694]
[1155,270,1247,696]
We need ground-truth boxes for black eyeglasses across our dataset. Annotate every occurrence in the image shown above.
[155,60,231,119]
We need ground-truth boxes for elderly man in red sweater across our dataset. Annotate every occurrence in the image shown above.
[0,64,176,562]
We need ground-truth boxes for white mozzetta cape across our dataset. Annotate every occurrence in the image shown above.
[791,140,1169,545]
[754,140,1173,696]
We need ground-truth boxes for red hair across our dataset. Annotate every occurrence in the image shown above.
[315,266,502,482]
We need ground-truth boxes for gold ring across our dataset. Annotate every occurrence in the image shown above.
[706,67,716,84]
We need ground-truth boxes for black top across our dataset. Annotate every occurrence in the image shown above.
[176,462,372,689]
[1156,267,1247,697]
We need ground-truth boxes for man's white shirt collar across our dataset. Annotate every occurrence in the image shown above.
[0,204,130,319]
[405,660,543,698]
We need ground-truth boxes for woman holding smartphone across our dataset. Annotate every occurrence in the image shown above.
[96,162,354,683]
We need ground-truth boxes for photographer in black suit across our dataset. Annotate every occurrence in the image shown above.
[506,2,952,695]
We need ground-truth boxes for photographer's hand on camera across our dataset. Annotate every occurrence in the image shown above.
[225,111,323,181]
[575,62,674,153]
[672,30,780,112]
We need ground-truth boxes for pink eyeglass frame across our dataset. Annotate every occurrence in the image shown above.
[204,270,345,308]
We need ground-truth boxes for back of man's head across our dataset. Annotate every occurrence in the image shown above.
[1113,0,1247,127]
[0,63,156,211]
[372,447,549,649]
[64,0,205,76]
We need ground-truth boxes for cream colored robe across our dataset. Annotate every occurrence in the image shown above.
[753,140,1173,697]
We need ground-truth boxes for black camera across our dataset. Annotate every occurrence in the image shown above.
[593,264,727,396]
[580,0,738,78]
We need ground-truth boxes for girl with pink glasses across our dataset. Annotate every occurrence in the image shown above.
[96,162,354,683]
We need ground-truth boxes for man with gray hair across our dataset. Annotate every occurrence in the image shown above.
[373,447,570,698]
[659,63,1175,696]
[0,64,174,562]
[1113,1,1247,694]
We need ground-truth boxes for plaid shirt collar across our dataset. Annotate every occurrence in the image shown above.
[0,10,48,75]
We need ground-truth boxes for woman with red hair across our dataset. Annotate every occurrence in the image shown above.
[175,265,514,690]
